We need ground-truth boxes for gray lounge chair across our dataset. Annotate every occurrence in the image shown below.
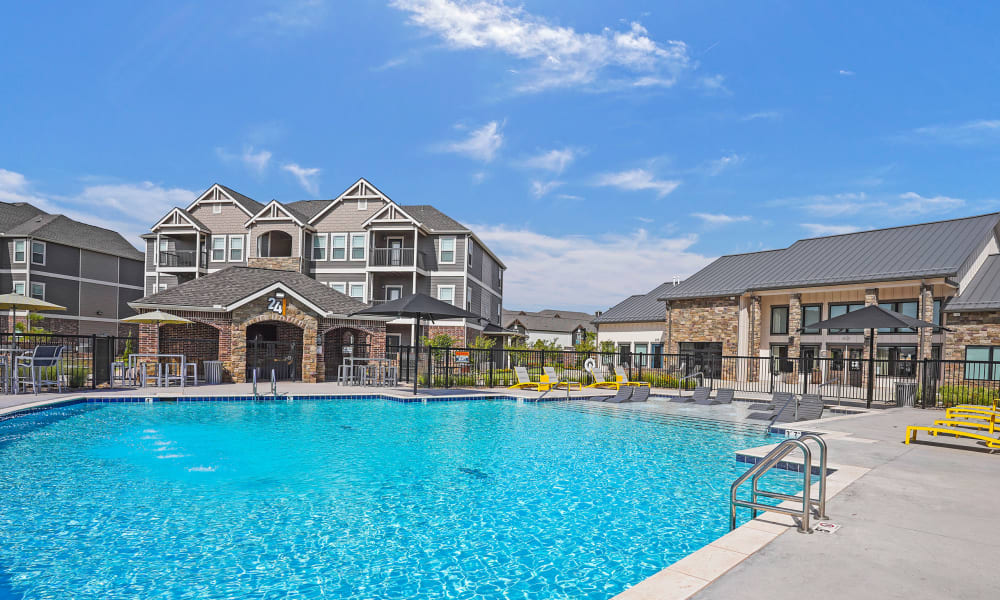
[604,386,635,403]
[695,387,734,406]
[748,391,791,411]
[673,385,710,403]
[796,394,825,421]
[747,392,795,421]
[630,386,650,403]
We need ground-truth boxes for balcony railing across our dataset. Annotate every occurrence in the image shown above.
[369,247,426,269]
[158,250,199,268]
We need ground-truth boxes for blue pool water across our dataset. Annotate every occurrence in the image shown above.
[0,398,801,599]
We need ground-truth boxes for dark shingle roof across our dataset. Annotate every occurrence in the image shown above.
[402,205,469,232]
[217,184,265,214]
[175,207,208,230]
[502,309,594,333]
[2,208,143,261]
[0,202,47,232]
[284,200,331,222]
[946,254,1000,312]
[132,267,368,315]
[595,282,673,323]
[660,213,1000,300]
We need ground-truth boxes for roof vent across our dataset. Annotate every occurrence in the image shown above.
[672,275,681,286]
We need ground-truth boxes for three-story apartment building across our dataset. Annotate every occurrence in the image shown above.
[141,178,505,347]
[0,201,144,335]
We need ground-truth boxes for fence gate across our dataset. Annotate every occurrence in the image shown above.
[247,340,300,381]
[93,336,112,386]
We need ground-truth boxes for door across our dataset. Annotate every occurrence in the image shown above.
[385,285,403,302]
[388,237,404,266]
[847,347,863,387]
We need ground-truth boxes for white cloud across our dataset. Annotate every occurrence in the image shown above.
[556,193,583,201]
[256,0,328,31]
[893,192,964,216]
[530,180,564,198]
[838,69,855,76]
[282,163,321,195]
[438,121,504,162]
[801,223,865,236]
[471,224,713,310]
[691,212,751,225]
[391,0,691,92]
[0,168,195,248]
[698,74,730,94]
[594,168,680,197]
[517,147,579,173]
[217,146,272,175]
[705,153,742,176]
[741,110,782,121]
[908,119,1000,145]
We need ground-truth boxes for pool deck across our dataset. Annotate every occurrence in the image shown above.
[1,385,996,598]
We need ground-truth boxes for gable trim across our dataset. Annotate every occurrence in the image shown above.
[244,200,310,228]
[152,208,204,232]
[307,177,391,224]
[187,184,257,217]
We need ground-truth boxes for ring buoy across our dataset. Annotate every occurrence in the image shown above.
[584,357,596,372]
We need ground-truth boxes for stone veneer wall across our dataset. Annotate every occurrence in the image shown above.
[666,297,740,355]
[943,312,1000,361]
[247,257,302,272]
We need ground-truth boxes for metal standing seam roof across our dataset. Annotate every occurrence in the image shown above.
[945,254,1000,311]
[660,213,1000,300]
[131,267,369,315]
[594,282,674,324]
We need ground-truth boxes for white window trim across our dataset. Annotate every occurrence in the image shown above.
[12,239,25,263]
[13,281,25,295]
[30,240,46,266]
[439,236,456,265]
[227,235,244,262]
[211,235,227,262]
[466,285,472,311]
[330,281,347,294]
[212,203,222,214]
[349,232,367,261]
[438,284,456,305]
[348,282,366,302]
[384,284,403,301]
[312,233,328,261]
[330,234,348,261]
[29,281,45,300]
[358,198,368,210]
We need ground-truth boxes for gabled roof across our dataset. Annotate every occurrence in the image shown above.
[283,200,332,222]
[660,213,1000,300]
[401,205,469,232]
[945,254,1000,312]
[307,177,389,224]
[0,202,46,232]
[595,282,673,324]
[152,207,207,232]
[188,183,264,217]
[502,309,594,334]
[3,210,143,261]
[244,200,313,229]
[131,267,369,316]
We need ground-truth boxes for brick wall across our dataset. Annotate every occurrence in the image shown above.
[159,322,221,369]
[666,297,740,355]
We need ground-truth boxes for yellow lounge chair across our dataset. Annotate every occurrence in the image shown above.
[613,365,651,388]
[935,411,998,433]
[946,405,999,419]
[905,422,1000,449]
[508,366,553,392]
[583,365,621,390]
[542,367,582,391]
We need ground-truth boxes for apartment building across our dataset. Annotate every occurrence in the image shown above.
[0,201,144,335]
[502,309,595,348]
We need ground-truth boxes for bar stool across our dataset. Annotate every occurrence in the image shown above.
[182,362,198,386]
[140,362,162,387]
[383,365,397,387]
[111,361,126,387]
[337,362,354,385]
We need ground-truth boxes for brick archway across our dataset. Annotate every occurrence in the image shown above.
[246,319,304,381]
[323,327,372,380]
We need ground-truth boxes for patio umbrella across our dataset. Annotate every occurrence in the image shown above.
[121,310,193,325]
[0,293,66,335]
[352,293,482,393]
[800,304,943,407]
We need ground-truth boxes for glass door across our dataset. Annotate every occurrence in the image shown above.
[388,237,404,266]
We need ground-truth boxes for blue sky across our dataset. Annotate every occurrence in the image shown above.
[2,1,999,311]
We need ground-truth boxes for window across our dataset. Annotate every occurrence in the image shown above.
[159,283,168,292]
[29,282,44,300]
[30,241,45,265]
[438,285,455,305]
[12,239,25,262]
[876,345,918,377]
[634,343,648,367]
[770,305,789,335]
[312,234,327,261]
[829,302,865,333]
[350,233,366,261]
[349,283,365,302]
[770,344,792,373]
[357,198,368,210]
[801,304,822,334]
[933,299,943,332]
[228,236,244,262]
[879,301,919,333]
[211,236,226,262]
[439,237,456,264]
[13,281,25,295]
[573,328,585,346]
[330,282,347,294]
[385,285,403,301]
[965,346,1000,381]
[386,334,402,353]
[466,285,473,311]
[212,203,222,214]
[468,243,473,267]
[331,234,347,260]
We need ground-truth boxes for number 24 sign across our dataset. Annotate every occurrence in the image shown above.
[267,296,286,315]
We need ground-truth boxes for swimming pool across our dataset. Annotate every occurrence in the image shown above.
[0,397,801,599]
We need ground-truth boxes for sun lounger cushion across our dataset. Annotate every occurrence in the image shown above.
[605,386,634,404]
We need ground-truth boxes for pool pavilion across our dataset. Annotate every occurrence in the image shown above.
[129,267,388,383]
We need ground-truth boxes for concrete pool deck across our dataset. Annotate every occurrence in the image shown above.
[0,386,996,599]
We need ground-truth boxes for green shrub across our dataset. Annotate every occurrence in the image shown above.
[933,385,1000,407]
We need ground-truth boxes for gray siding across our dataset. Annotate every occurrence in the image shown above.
[119,258,143,287]
[31,274,79,315]
[248,222,304,259]
[119,287,142,318]
[79,282,117,319]
[311,199,387,232]
[33,241,79,277]
[81,250,118,282]
[189,202,253,234]
[429,275,465,306]
[145,239,155,270]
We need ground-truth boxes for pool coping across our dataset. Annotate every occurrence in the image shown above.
[0,391,872,600]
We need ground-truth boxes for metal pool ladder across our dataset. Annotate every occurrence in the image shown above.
[677,372,703,396]
[729,433,828,533]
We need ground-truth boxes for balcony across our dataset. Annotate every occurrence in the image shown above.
[369,247,426,269]
[158,250,201,268]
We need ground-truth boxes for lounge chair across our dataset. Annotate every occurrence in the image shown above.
[584,365,621,390]
[748,391,791,412]
[508,366,551,392]
[672,385,709,403]
[604,386,635,403]
[542,366,582,391]
[933,411,998,433]
[905,420,1000,449]
[695,387,734,406]
[747,392,796,421]
[612,365,651,388]
[630,386,650,403]
[796,394,825,421]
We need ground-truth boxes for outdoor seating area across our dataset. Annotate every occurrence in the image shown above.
[113,353,200,389]
[335,356,398,387]
[905,401,1000,449]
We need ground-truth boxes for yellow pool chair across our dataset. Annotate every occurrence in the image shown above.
[542,367,582,391]
[905,418,1000,449]
[583,365,621,390]
[508,366,553,392]
[613,365,651,388]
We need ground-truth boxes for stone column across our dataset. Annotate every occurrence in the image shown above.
[918,284,934,359]
[862,288,879,394]
[301,320,319,383]
[749,296,762,381]
[787,294,802,358]
[229,323,246,383]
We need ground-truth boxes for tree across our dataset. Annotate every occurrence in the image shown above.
[15,313,48,334]
[469,335,495,350]
[599,341,617,353]
[531,338,562,351]
[421,333,457,348]
[574,331,597,353]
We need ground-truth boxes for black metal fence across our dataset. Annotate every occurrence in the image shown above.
[381,346,1000,408]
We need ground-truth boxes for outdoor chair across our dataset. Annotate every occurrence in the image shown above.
[15,345,64,394]
[542,366,582,391]
[584,365,621,390]
[612,365,651,388]
[695,387,734,406]
[748,391,791,411]
[672,385,710,403]
[508,366,551,391]
[748,393,799,422]
[604,386,635,403]
[905,416,1000,449]
[797,394,825,421]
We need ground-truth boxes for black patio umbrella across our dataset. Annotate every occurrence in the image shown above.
[352,293,482,393]
[801,304,945,407]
